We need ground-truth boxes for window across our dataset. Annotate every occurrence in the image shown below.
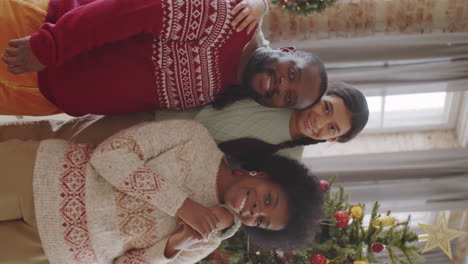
[363,86,461,133]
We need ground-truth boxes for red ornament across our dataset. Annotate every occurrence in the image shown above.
[204,249,231,264]
[310,253,328,264]
[334,211,350,227]
[319,180,329,192]
[285,250,295,259]
[371,242,384,253]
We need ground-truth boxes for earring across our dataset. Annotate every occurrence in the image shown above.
[278,46,296,53]
[249,171,257,177]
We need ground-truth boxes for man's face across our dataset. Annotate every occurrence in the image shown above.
[244,51,323,109]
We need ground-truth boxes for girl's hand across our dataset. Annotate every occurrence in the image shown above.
[176,198,219,241]
[231,0,265,34]
[1,36,46,74]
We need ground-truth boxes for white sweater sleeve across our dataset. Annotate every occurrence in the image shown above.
[90,120,211,216]
[167,240,221,264]
[114,236,222,264]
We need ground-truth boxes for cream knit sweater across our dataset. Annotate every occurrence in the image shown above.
[33,120,237,264]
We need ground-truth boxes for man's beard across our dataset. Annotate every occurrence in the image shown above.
[241,50,277,102]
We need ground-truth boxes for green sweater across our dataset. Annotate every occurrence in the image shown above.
[154,99,303,160]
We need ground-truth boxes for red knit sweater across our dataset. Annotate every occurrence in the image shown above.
[30,0,255,116]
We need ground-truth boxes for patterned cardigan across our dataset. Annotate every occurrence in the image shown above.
[32,120,238,264]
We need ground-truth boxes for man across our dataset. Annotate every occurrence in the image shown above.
[214,48,327,110]
[1,0,327,116]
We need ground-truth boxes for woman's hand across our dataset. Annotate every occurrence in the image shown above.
[165,221,203,258]
[209,206,234,231]
[165,206,234,258]
[1,36,45,74]
[231,0,265,34]
[176,198,219,241]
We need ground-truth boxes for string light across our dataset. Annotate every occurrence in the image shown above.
[272,0,338,15]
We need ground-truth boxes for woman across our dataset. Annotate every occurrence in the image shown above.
[0,81,368,160]
[0,120,323,263]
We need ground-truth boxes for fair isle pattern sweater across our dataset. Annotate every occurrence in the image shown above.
[31,0,255,116]
[33,120,232,264]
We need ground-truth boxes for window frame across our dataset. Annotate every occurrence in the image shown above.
[362,91,462,134]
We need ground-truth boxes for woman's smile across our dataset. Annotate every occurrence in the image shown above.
[305,114,317,136]
[237,192,248,215]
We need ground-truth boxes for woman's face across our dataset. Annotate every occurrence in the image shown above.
[223,172,289,231]
[292,95,352,141]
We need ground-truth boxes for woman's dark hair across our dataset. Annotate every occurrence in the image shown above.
[217,81,369,162]
[326,81,369,143]
[240,154,324,250]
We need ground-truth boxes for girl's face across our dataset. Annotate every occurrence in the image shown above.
[223,171,289,231]
[292,95,352,141]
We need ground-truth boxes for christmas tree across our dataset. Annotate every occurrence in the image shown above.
[199,177,423,264]
[271,0,338,16]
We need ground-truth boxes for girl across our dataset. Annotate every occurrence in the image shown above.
[0,120,323,263]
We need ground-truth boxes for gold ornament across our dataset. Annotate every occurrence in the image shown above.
[349,205,364,220]
[371,216,397,227]
[255,251,261,255]
[418,212,465,260]
[353,261,368,264]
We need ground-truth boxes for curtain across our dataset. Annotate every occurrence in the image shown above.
[268,31,468,95]
[263,0,468,95]
[264,0,468,42]
[303,148,468,212]
[269,32,468,95]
